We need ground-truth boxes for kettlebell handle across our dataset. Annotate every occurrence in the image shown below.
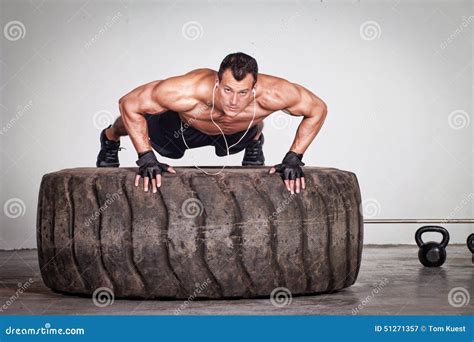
[415,226,450,248]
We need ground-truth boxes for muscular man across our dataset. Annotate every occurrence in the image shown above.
[96,52,327,194]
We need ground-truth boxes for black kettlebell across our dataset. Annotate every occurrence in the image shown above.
[467,233,474,263]
[415,226,449,267]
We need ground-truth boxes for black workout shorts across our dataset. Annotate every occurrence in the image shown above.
[144,111,259,159]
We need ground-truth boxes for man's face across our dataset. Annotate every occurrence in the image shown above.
[217,69,255,116]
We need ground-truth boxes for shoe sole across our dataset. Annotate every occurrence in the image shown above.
[96,161,120,168]
[242,161,265,166]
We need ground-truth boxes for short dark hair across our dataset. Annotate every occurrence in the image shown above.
[218,52,258,85]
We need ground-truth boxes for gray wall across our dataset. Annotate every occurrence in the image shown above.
[0,0,472,249]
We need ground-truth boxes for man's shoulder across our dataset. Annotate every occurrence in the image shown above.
[185,68,216,78]
[184,68,216,101]
[257,74,298,110]
[153,68,215,110]
[257,73,296,97]
[159,68,215,92]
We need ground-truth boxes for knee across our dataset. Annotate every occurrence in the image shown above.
[112,117,128,135]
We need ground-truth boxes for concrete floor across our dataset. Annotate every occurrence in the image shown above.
[0,246,472,315]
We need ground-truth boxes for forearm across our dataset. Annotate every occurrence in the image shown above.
[289,106,327,154]
[119,103,152,154]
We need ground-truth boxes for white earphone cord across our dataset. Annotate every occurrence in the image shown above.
[180,83,256,175]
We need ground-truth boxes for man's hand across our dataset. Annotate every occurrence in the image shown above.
[269,151,306,194]
[135,150,176,193]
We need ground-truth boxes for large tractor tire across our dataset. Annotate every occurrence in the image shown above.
[37,166,363,299]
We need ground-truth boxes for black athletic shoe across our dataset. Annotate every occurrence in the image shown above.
[242,133,265,166]
[96,125,124,167]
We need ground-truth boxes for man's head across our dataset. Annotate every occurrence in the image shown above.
[216,52,258,116]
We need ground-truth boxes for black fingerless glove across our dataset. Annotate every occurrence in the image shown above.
[136,150,170,179]
[273,151,305,180]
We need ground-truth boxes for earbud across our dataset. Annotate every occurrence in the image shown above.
[252,88,256,95]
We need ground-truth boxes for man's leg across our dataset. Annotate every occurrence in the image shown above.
[253,121,264,140]
[242,121,265,166]
[96,116,127,167]
[105,116,128,141]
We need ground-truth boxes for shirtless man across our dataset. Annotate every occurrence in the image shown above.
[96,52,327,194]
